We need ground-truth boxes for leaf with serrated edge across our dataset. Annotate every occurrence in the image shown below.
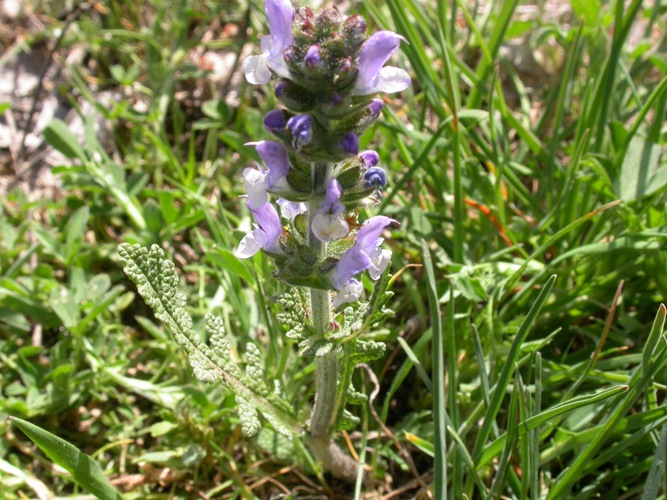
[118,244,302,435]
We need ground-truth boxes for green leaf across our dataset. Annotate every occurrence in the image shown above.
[615,136,667,201]
[9,417,123,500]
[43,118,87,161]
[65,206,90,265]
[206,247,254,283]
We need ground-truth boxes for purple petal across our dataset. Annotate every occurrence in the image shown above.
[354,31,405,95]
[274,80,287,97]
[359,150,379,167]
[277,198,307,219]
[368,98,384,118]
[333,246,372,289]
[254,141,290,188]
[319,178,344,215]
[286,114,312,150]
[355,216,394,250]
[266,0,294,55]
[363,167,387,188]
[340,132,359,155]
[304,45,322,68]
[376,66,411,93]
[264,110,288,132]
[250,201,282,243]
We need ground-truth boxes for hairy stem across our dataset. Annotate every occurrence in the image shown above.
[307,162,359,481]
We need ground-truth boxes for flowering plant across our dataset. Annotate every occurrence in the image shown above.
[119,0,409,482]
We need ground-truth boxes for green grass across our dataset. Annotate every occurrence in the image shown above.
[1,0,667,497]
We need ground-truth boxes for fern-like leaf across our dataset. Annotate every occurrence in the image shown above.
[119,243,303,436]
[275,288,312,343]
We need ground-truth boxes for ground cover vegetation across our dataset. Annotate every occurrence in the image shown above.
[1,0,667,498]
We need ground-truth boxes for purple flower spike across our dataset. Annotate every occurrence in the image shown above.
[340,132,359,155]
[364,167,387,188]
[354,31,411,95]
[359,150,379,167]
[287,114,312,150]
[237,201,284,258]
[264,110,288,133]
[243,0,294,84]
[254,140,290,188]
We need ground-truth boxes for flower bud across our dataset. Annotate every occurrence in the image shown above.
[363,166,387,188]
[286,114,313,150]
[352,98,383,134]
[368,98,384,119]
[304,45,323,68]
[333,57,357,89]
[340,132,359,155]
[343,15,367,52]
[314,7,341,38]
[293,7,315,43]
[359,150,379,167]
[275,79,316,111]
[264,110,293,144]
[319,92,353,119]
[264,109,287,131]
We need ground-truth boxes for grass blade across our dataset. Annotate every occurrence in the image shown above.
[422,239,446,498]
[10,417,123,500]
[473,275,556,460]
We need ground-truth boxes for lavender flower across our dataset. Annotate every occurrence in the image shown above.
[236,202,283,258]
[311,179,349,242]
[331,215,394,288]
[243,0,294,84]
[242,140,292,210]
[242,167,269,210]
[353,31,411,95]
[252,140,290,189]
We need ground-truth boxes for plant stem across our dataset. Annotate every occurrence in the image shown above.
[306,162,359,481]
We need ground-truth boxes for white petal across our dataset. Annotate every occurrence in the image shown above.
[333,279,364,308]
[260,35,273,53]
[242,167,268,209]
[374,66,411,94]
[266,53,291,79]
[277,199,307,220]
[243,54,271,85]
[369,249,392,280]
[236,232,262,259]
[311,213,350,243]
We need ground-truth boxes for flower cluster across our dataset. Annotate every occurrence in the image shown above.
[238,0,408,307]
